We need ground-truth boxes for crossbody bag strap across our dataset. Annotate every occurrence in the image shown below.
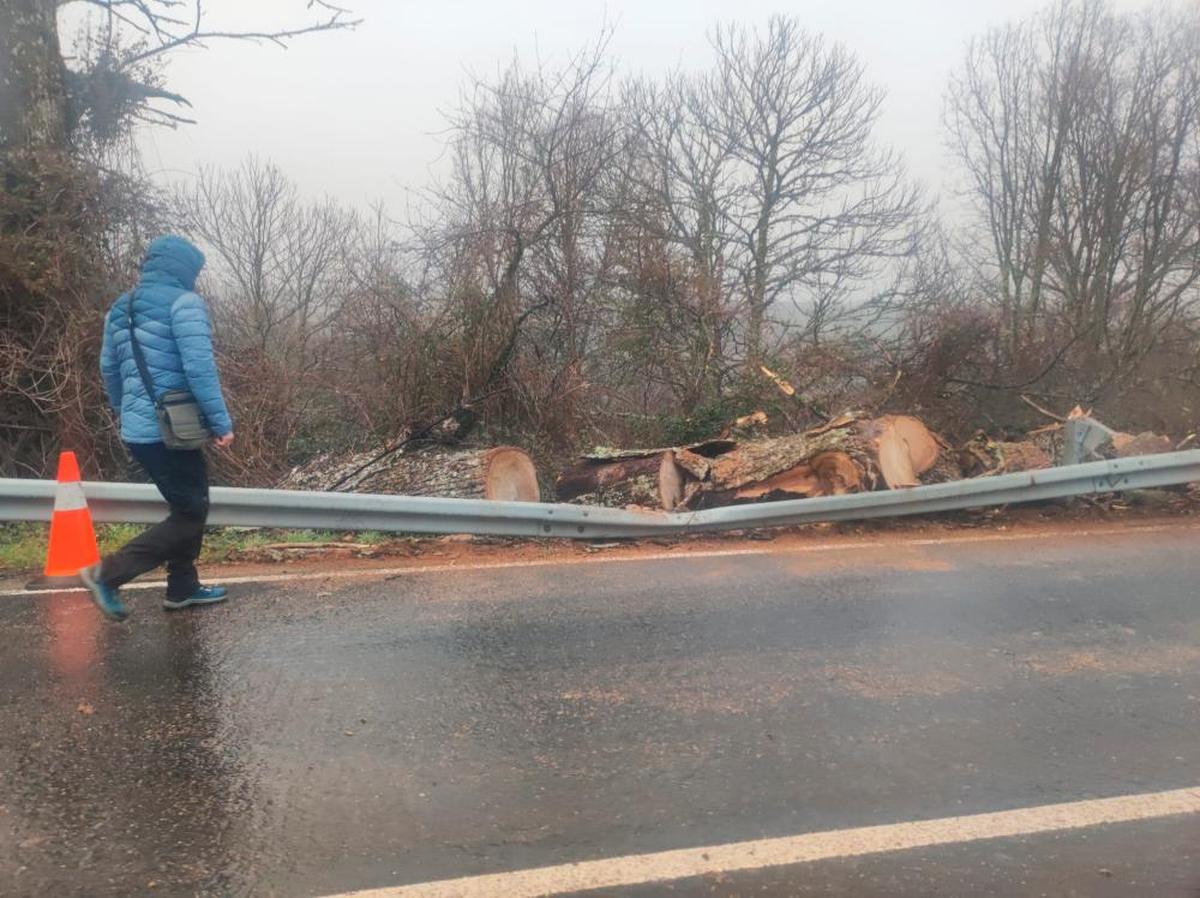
[125,290,160,407]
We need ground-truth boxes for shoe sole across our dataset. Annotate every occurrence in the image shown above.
[163,595,228,611]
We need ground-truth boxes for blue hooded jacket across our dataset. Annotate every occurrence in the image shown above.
[100,235,233,444]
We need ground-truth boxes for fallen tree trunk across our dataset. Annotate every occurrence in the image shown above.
[1111,431,1174,457]
[860,415,944,488]
[555,454,669,508]
[554,440,734,510]
[556,454,662,502]
[699,431,870,498]
[284,446,540,501]
[690,449,866,509]
[281,446,390,492]
[676,415,946,510]
[681,426,871,510]
[958,435,1052,477]
[558,415,949,511]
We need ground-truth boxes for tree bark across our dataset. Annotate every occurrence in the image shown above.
[555,451,692,510]
[556,455,672,509]
[958,436,1051,476]
[681,428,874,509]
[283,446,540,501]
[0,0,69,151]
[556,455,664,503]
[558,416,948,511]
[672,415,945,509]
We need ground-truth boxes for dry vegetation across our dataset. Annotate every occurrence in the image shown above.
[2,1,1198,486]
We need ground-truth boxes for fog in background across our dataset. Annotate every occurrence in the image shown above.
[120,0,1154,208]
[14,0,1189,484]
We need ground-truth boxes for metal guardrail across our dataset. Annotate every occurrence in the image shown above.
[2,450,1198,540]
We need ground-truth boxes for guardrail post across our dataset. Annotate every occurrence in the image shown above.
[1061,417,1118,466]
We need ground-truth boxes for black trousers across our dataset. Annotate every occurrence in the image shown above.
[99,442,209,599]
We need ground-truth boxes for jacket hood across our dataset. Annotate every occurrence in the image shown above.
[139,235,205,291]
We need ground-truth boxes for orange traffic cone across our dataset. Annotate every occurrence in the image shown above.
[43,451,100,578]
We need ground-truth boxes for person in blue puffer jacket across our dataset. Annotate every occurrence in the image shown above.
[79,235,235,621]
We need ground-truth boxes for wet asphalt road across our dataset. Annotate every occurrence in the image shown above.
[2,525,1199,897]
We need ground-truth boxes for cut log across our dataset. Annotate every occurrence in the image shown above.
[704,427,873,492]
[577,440,737,462]
[281,446,390,492]
[681,415,946,508]
[556,454,669,509]
[859,415,943,488]
[556,439,739,510]
[562,414,949,511]
[682,424,877,509]
[284,446,540,501]
[919,452,965,484]
[556,455,663,502]
[731,451,864,501]
[357,447,539,500]
[958,436,1051,477]
[1111,431,1173,457]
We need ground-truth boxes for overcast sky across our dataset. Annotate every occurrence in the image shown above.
[116,0,1156,212]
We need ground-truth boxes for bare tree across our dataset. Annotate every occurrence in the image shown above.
[177,158,355,358]
[709,15,921,368]
[173,157,358,477]
[0,1,71,149]
[420,35,630,444]
[333,206,454,439]
[623,73,739,407]
[0,1,358,152]
[947,0,1200,401]
[0,2,358,477]
[947,0,1098,365]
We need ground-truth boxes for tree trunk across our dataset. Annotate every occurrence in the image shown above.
[557,455,663,502]
[555,455,675,510]
[283,446,540,501]
[558,416,948,511]
[0,0,69,151]
[680,428,874,509]
[858,415,944,489]
[1111,431,1173,458]
[555,437,743,510]
[672,415,945,509]
[745,228,769,371]
[958,436,1052,477]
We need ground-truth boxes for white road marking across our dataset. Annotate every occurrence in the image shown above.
[0,549,771,596]
[2,522,1195,599]
[319,785,1200,898]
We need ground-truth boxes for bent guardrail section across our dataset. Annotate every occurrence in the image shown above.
[2,450,1198,539]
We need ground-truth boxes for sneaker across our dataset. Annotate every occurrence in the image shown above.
[79,564,129,622]
[163,585,228,611]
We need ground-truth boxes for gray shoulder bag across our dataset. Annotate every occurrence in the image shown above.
[126,291,211,450]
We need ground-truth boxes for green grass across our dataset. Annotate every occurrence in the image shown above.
[0,523,48,572]
[0,522,391,574]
